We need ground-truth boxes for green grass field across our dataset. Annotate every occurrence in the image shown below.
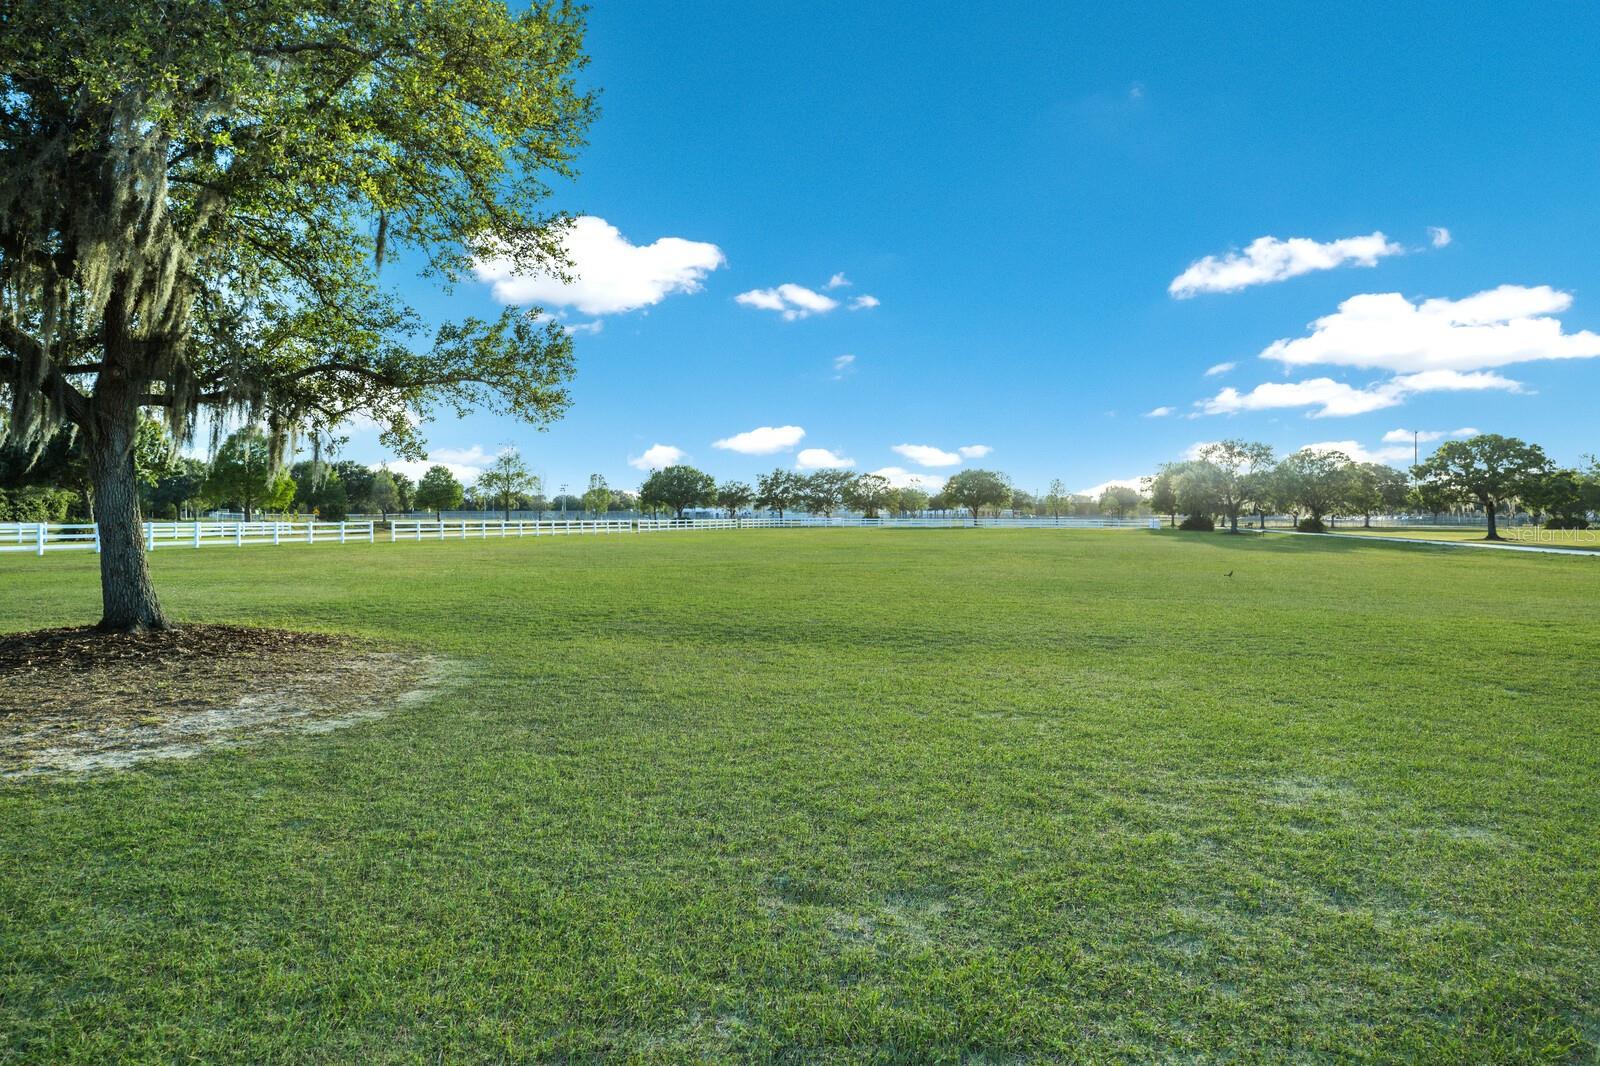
[1325,527,1600,551]
[3,530,1598,1062]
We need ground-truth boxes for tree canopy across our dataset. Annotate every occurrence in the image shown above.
[1277,448,1353,530]
[1413,435,1549,540]
[640,465,715,519]
[942,469,1012,518]
[477,450,538,521]
[0,0,594,629]
[204,426,294,521]
[414,465,465,516]
[715,480,754,518]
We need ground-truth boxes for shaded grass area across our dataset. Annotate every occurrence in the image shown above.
[1,530,1597,1062]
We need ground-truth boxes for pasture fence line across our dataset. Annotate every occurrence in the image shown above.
[1,515,1158,557]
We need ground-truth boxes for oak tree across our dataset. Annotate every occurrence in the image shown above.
[0,0,594,629]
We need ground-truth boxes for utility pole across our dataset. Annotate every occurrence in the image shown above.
[1413,430,1419,468]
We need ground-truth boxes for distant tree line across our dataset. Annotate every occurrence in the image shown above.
[3,423,1171,527]
[42,424,1590,541]
[1148,435,1599,539]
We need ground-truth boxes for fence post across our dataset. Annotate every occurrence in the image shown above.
[273,523,281,546]
[389,522,396,543]
[339,521,347,544]
[194,522,202,549]
[309,522,315,545]
[93,523,101,554]
[36,522,46,556]
[146,522,155,552]
[367,521,374,544]
[235,522,243,547]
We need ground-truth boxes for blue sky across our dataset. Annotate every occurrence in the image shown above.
[347,1,1600,496]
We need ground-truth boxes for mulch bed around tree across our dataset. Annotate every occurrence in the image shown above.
[1,624,453,777]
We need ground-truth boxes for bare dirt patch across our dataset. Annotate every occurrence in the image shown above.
[1,625,455,778]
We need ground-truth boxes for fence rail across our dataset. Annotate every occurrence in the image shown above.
[1,515,1158,557]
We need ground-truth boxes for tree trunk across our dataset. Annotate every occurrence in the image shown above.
[87,394,168,632]
[1484,498,1501,540]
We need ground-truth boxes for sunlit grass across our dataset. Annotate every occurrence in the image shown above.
[2,530,1597,1061]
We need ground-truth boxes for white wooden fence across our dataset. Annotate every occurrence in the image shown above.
[1,515,1159,556]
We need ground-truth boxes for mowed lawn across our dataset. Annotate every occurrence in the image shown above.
[1326,527,1600,551]
[2,530,1597,1063]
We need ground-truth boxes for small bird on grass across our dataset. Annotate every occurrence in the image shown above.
[1224,570,1233,577]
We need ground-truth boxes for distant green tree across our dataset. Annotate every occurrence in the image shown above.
[715,480,754,518]
[1413,434,1549,541]
[414,466,465,517]
[1521,468,1587,526]
[582,474,612,516]
[390,471,415,513]
[1277,449,1354,531]
[755,469,804,517]
[1147,466,1180,527]
[332,461,377,515]
[146,458,211,520]
[205,427,294,521]
[800,470,855,517]
[478,450,538,520]
[1174,461,1225,520]
[895,487,930,516]
[1043,478,1068,518]
[942,469,1013,519]
[640,465,715,519]
[368,469,401,516]
[1097,484,1142,518]
[1195,440,1275,533]
[1408,479,1460,522]
[843,473,894,518]
[1346,463,1411,527]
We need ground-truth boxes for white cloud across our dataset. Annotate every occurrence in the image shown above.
[713,425,806,454]
[1429,226,1452,248]
[628,443,684,471]
[738,276,879,319]
[389,444,493,485]
[870,466,945,491]
[832,354,856,379]
[1380,426,1477,444]
[1261,285,1600,373]
[1204,361,1236,377]
[957,444,992,458]
[472,216,725,315]
[564,320,603,336]
[1298,439,1413,465]
[796,447,854,470]
[1169,231,1403,298]
[1198,369,1522,418]
[892,443,962,468]
[736,283,838,320]
[1144,406,1175,418]
[1075,476,1149,497]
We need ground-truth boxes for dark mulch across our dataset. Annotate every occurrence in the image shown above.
[0,625,378,724]
[0,624,347,680]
